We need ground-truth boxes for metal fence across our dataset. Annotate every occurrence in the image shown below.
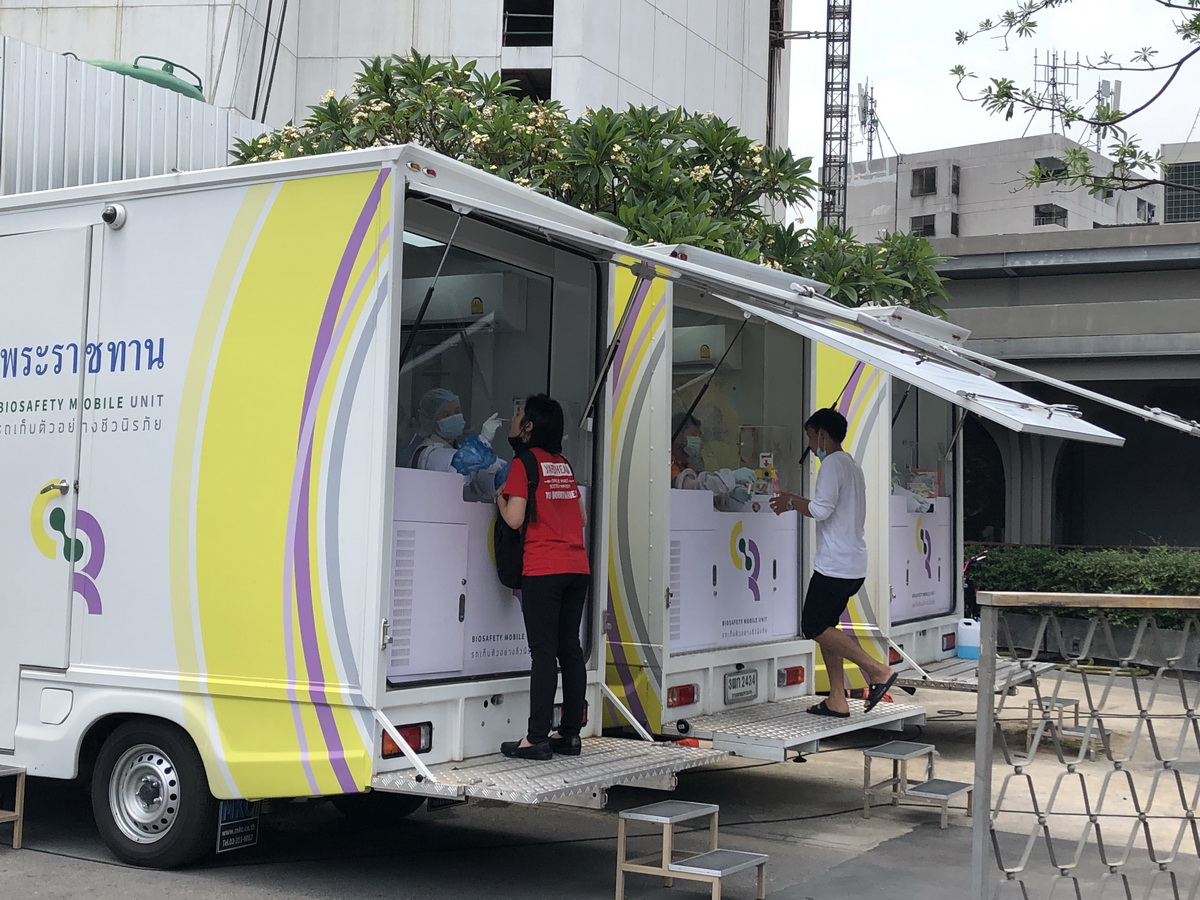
[973,592,1200,899]
[0,37,259,196]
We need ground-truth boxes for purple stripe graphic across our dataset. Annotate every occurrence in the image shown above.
[845,368,880,433]
[284,169,389,793]
[76,509,105,579]
[298,170,390,437]
[605,592,651,727]
[612,278,653,385]
[73,572,102,615]
[836,362,865,417]
[613,291,665,399]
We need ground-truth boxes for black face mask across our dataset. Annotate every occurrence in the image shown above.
[508,435,526,454]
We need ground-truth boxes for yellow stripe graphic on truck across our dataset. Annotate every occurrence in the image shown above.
[605,261,669,732]
[172,171,389,799]
[813,343,889,693]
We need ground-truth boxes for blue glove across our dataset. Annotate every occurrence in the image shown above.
[731,485,752,505]
[450,434,498,475]
[494,461,511,491]
[732,467,757,485]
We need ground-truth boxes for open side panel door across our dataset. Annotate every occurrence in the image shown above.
[0,227,90,749]
[720,298,1125,447]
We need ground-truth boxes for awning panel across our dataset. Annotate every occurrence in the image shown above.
[721,298,1125,447]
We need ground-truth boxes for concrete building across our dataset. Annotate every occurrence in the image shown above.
[1162,142,1200,224]
[935,224,1200,547]
[0,1,788,142]
[845,134,1163,240]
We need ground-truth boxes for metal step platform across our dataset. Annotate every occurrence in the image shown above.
[370,737,726,809]
[894,656,1056,694]
[679,697,927,760]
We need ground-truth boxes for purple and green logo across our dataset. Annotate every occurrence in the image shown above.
[729,521,762,602]
[916,515,932,579]
[31,482,105,614]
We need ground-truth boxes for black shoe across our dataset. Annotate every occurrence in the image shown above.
[500,740,552,761]
[549,734,581,756]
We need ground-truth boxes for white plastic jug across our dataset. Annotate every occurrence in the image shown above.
[957,618,981,659]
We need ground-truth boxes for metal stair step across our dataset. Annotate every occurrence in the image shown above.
[669,849,769,877]
[619,799,719,824]
[904,778,972,800]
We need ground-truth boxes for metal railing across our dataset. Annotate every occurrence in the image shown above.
[502,12,554,46]
[972,592,1200,899]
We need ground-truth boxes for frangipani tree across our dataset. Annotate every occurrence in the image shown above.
[232,51,949,315]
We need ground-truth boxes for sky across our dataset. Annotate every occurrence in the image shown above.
[786,0,1200,166]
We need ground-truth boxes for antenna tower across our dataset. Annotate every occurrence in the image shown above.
[1030,50,1081,135]
[1091,78,1122,151]
[820,1,852,225]
[857,80,879,161]
[769,0,853,227]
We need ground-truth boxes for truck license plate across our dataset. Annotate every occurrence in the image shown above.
[723,669,758,704]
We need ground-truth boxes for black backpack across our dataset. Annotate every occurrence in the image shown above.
[494,449,538,589]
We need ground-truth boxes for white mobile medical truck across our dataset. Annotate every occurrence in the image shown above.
[0,145,743,868]
[5,141,1186,869]
[595,243,1158,760]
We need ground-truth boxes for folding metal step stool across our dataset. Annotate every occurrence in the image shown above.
[863,740,972,829]
[0,765,26,850]
[616,799,768,899]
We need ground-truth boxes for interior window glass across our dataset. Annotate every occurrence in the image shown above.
[889,383,957,624]
[667,294,805,652]
[388,209,596,687]
[397,232,552,485]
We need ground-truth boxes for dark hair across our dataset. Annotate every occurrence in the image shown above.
[805,407,848,443]
[521,394,564,454]
[671,412,701,441]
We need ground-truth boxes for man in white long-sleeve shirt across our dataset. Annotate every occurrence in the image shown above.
[769,408,896,717]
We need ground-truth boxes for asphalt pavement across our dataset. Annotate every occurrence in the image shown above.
[1,676,1188,899]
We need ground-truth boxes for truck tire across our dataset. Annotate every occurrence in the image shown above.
[331,791,426,824]
[90,720,218,868]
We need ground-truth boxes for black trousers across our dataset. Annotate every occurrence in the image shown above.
[521,572,589,743]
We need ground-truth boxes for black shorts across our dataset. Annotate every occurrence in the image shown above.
[801,571,865,639]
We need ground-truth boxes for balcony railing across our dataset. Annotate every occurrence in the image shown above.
[503,12,554,47]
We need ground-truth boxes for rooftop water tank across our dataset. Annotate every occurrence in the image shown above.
[76,55,205,103]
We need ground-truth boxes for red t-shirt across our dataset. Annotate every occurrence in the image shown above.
[503,448,590,577]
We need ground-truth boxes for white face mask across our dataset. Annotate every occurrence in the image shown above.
[437,412,465,440]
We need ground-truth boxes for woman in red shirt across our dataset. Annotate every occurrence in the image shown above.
[496,394,590,761]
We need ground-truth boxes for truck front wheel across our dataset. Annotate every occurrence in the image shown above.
[91,720,218,868]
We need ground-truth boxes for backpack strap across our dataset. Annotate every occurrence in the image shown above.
[518,448,539,526]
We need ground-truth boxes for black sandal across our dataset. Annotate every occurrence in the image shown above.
[806,699,850,718]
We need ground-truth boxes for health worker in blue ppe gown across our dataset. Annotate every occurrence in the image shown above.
[404,388,505,502]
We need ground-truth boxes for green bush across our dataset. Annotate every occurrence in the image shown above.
[965,543,1200,630]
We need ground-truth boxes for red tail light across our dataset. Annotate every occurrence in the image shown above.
[667,684,698,708]
[888,647,903,665]
[382,722,432,758]
[776,665,806,687]
[942,632,957,652]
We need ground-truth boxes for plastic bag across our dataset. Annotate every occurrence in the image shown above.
[494,461,511,491]
[450,434,498,475]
